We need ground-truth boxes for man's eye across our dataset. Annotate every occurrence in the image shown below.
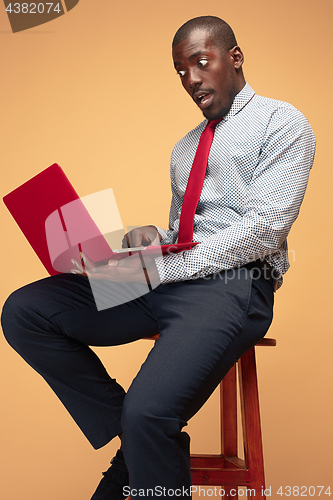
[198,59,208,68]
[177,70,186,77]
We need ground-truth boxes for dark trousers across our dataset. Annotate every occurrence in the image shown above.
[1,267,274,496]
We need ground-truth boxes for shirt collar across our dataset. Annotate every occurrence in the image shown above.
[222,82,255,121]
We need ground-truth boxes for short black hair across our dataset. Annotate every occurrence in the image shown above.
[172,16,237,52]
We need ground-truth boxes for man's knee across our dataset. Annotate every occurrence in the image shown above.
[121,396,154,433]
[1,286,35,350]
[121,393,184,439]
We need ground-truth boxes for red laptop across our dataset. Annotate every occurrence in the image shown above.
[3,164,197,275]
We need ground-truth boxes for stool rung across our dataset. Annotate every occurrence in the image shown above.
[191,454,250,486]
[224,457,246,469]
[191,468,250,486]
[191,455,245,470]
[191,455,224,467]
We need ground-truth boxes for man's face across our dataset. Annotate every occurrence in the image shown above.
[172,29,244,120]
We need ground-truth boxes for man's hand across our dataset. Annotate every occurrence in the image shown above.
[122,225,162,249]
[71,252,160,285]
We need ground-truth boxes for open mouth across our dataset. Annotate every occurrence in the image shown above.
[195,92,213,109]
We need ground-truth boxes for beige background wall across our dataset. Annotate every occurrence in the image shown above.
[0,0,332,498]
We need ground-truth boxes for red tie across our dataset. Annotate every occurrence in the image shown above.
[178,118,222,243]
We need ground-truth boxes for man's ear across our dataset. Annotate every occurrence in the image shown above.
[230,46,244,69]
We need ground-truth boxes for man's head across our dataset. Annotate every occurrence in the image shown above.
[172,16,245,120]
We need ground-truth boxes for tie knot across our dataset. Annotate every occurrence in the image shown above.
[207,118,222,129]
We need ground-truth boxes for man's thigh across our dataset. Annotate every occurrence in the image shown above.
[2,273,159,346]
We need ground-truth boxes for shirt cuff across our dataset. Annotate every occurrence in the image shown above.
[154,252,187,284]
[152,226,176,245]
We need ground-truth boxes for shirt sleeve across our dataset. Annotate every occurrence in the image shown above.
[154,107,316,285]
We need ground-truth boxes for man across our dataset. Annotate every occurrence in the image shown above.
[1,16,315,500]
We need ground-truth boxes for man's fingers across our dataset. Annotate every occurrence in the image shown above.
[130,229,145,247]
[71,258,83,273]
[122,226,160,249]
[80,252,96,271]
[74,253,157,284]
[122,232,132,249]
[70,269,82,275]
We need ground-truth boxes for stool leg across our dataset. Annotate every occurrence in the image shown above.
[221,364,238,500]
[238,347,266,500]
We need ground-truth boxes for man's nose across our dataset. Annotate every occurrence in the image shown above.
[188,68,203,88]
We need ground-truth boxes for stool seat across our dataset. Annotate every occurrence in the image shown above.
[145,335,276,499]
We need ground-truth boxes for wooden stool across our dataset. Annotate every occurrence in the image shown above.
[146,336,276,499]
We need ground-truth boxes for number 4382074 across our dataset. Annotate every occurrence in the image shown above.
[6,3,61,14]
[277,486,331,496]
